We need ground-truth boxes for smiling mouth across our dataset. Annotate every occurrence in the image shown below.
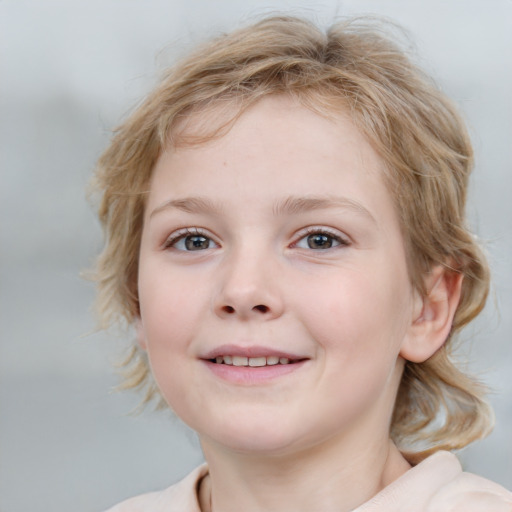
[209,355,303,367]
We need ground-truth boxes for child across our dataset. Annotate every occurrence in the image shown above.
[92,15,512,511]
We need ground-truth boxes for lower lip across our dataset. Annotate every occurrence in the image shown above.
[202,360,307,384]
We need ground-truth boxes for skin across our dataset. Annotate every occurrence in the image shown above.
[136,95,464,512]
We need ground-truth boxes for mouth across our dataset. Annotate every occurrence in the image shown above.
[209,355,302,367]
[201,346,309,384]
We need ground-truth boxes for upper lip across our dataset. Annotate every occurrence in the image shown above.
[201,344,308,361]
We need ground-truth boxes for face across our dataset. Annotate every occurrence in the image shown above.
[137,96,419,457]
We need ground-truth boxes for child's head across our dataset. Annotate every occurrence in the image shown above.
[92,15,492,460]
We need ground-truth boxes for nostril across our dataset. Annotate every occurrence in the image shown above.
[218,304,270,315]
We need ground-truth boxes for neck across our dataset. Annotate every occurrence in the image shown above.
[199,433,410,512]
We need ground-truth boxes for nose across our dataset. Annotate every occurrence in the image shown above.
[213,245,284,321]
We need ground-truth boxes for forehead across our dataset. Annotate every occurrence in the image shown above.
[169,94,373,160]
[147,95,397,230]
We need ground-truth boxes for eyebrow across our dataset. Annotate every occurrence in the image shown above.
[149,194,376,223]
[150,196,223,218]
[272,195,376,223]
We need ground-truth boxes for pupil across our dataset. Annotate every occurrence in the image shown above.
[185,235,209,250]
[307,234,332,249]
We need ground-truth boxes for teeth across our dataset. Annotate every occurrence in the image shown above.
[212,355,294,366]
[232,356,248,366]
[249,357,266,367]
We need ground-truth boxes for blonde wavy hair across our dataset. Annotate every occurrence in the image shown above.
[91,15,493,461]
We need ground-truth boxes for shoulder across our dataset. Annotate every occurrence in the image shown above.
[356,451,512,511]
[425,466,512,511]
[103,464,209,512]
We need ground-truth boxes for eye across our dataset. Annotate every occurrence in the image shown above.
[294,229,348,250]
[164,229,219,251]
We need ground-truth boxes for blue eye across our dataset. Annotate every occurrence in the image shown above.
[295,230,346,250]
[165,230,218,251]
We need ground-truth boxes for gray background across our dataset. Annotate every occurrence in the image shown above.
[1,1,511,511]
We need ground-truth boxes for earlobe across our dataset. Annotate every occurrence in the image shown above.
[400,266,463,363]
[135,318,148,350]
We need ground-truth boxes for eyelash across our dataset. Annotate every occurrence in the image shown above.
[292,226,350,250]
[163,226,350,252]
[163,228,218,251]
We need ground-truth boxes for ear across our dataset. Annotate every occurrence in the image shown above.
[135,317,148,351]
[400,265,463,363]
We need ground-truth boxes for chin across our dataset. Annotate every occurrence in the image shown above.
[199,416,302,455]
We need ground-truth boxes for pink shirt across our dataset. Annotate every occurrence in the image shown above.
[105,451,510,511]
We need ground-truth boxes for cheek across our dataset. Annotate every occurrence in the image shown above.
[296,271,411,426]
[138,262,205,338]
[138,290,200,418]
[297,267,412,364]
[137,269,203,389]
